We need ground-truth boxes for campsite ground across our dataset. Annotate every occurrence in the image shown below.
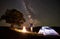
[0,26,60,39]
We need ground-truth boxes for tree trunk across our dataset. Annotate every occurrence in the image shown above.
[11,24,14,28]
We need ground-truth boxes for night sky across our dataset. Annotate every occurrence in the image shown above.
[0,0,60,26]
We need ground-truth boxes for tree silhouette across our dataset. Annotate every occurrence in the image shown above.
[1,9,25,28]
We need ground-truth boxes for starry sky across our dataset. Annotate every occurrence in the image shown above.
[0,0,60,26]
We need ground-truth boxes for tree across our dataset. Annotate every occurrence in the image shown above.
[1,9,25,28]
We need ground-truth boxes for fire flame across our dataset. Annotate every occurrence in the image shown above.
[22,26,27,33]
[14,26,28,33]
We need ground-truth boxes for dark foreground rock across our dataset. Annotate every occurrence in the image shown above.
[0,27,60,39]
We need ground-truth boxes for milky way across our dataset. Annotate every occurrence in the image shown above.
[0,0,60,26]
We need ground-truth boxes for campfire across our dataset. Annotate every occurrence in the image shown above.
[14,26,28,33]
[22,26,27,33]
[12,26,38,35]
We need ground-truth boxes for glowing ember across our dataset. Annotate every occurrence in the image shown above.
[22,26,27,33]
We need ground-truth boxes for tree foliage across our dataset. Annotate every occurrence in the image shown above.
[1,9,25,26]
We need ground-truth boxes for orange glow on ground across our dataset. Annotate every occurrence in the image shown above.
[13,26,29,33]
[11,26,38,35]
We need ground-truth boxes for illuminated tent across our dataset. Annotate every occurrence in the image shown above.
[38,26,59,35]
